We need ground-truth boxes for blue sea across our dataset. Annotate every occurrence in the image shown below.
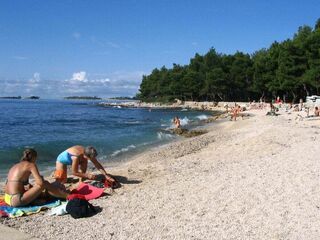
[0,99,213,181]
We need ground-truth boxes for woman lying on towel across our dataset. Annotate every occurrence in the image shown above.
[4,148,68,207]
[54,145,115,184]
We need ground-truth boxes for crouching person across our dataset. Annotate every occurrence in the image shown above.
[54,145,115,184]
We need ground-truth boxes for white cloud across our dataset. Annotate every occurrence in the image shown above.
[66,71,111,85]
[2,81,21,94]
[62,70,145,97]
[69,71,88,83]
[91,78,110,83]
[1,72,42,96]
[25,72,41,93]
[29,72,41,84]
[0,70,146,98]
[64,87,86,94]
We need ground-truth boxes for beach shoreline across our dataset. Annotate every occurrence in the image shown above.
[3,105,320,239]
[0,100,225,187]
[98,99,248,112]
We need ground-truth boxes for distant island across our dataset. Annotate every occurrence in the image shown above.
[0,96,22,99]
[64,96,102,100]
[25,96,40,99]
[0,96,40,99]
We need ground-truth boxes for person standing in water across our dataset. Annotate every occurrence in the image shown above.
[5,148,68,207]
[173,116,181,128]
[54,145,115,184]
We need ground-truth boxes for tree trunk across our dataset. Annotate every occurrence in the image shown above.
[217,93,223,100]
[291,90,297,103]
[303,84,310,96]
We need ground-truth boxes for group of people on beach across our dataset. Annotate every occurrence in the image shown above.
[251,96,320,119]
[4,145,115,207]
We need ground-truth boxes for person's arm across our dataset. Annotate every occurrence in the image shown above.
[30,163,44,186]
[71,157,94,179]
[90,157,115,182]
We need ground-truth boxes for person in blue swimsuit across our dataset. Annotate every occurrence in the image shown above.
[54,145,115,184]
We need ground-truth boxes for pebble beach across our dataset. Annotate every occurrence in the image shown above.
[2,105,320,240]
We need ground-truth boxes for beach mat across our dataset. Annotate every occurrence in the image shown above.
[70,183,104,200]
[0,195,61,218]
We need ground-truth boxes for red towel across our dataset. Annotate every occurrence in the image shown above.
[0,210,8,217]
[70,183,104,200]
[67,193,86,201]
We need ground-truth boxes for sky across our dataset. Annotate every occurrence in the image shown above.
[0,0,319,98]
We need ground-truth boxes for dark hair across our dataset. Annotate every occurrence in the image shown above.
[84,146,98,159]
[21,148,37,162]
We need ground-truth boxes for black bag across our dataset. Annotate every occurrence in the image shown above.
[66,198,96,219]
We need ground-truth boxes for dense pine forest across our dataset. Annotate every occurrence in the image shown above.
[137,19,320,103]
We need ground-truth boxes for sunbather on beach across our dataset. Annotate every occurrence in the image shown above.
[293,104,300,111]
[54,145,115,184]
[314,106,320,116]
[4,148,68,207]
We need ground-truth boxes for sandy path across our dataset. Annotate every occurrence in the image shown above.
[2,109,320,240]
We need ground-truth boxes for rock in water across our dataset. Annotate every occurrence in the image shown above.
[183,129,207,138]
[171,128,189,135]
[171,128,207,138]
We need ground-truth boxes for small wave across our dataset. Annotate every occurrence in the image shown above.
[140,142,150,146]
[113,105,122,109]
[157,132,174,140]
[180,117,190,126]
[124,121,142,125]
[196,115,209,120]
[165,125,175,131]
[111,144,136,157]
[181,108,188,111]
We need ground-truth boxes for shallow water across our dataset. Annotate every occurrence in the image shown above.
[0,99,213,180]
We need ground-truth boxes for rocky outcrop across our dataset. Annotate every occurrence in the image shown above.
[170,128,208,138]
